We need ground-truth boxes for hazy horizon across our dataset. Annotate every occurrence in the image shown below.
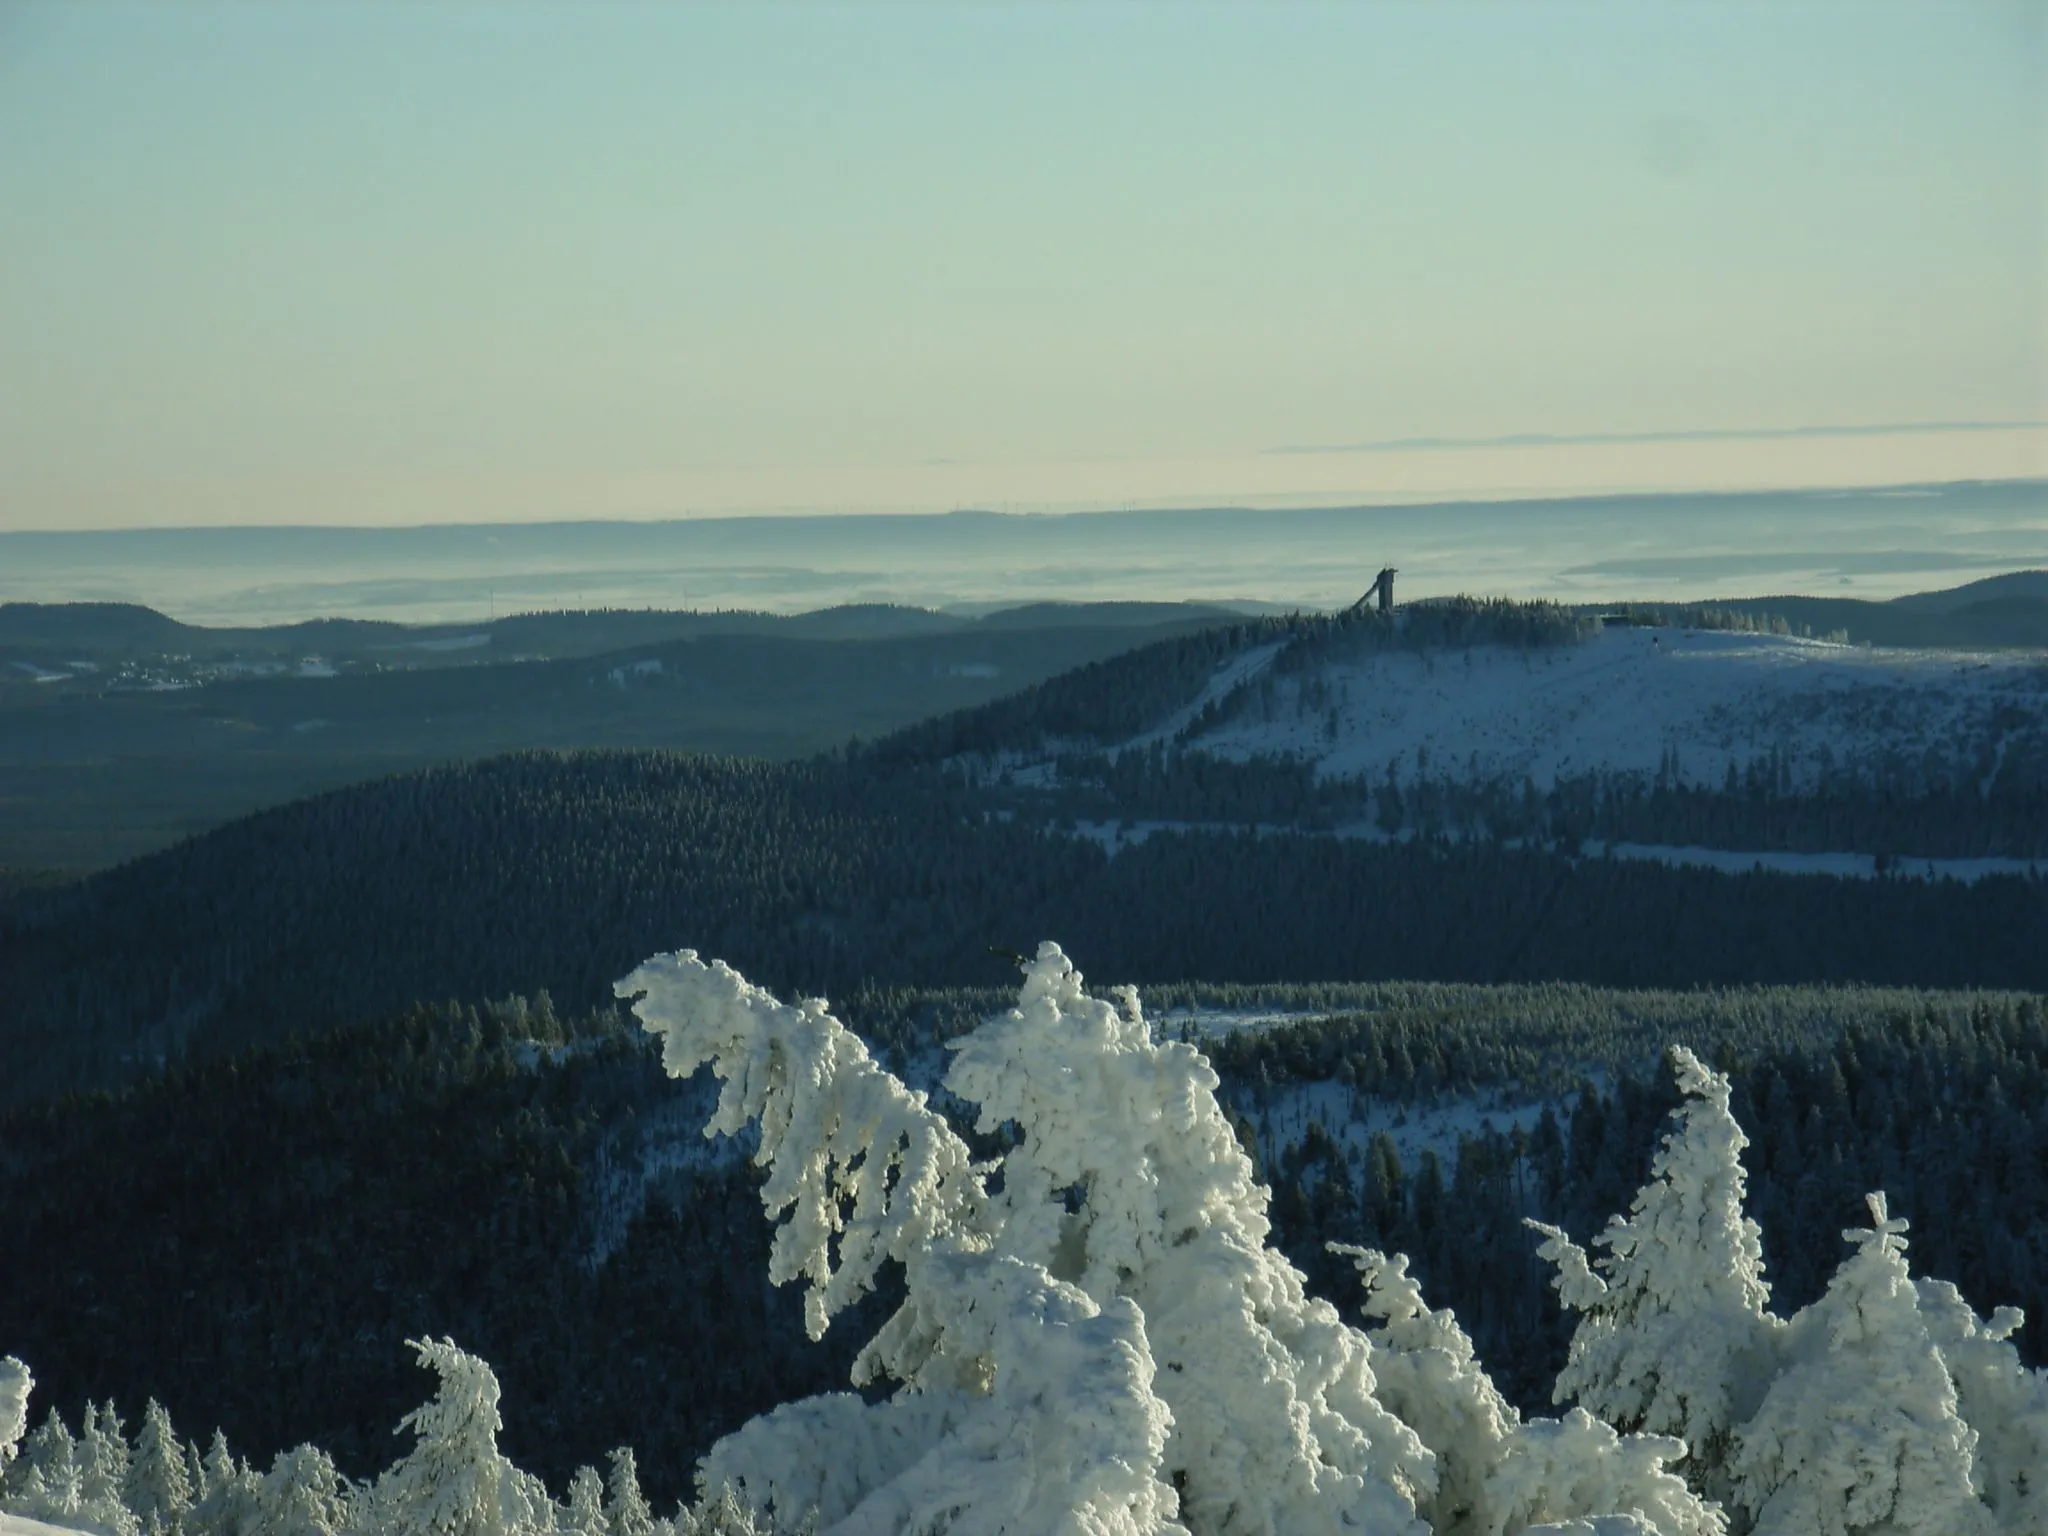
[3,2,2043,533]
[6,479,2043,628]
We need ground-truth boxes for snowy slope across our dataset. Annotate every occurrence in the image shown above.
[0,1516,91,1536]
[1176,626,2048,791]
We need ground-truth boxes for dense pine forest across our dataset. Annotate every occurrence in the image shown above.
[5,749,2047,1108]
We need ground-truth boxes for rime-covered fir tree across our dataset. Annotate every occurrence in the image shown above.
[1530,1046,1782,1493]
[619,941,1723,1536]
[253,1443,353,1536]
[80,1401,142,1536]
[126,1398,194,1533]
[368,1337,552,1536]
[559,1465,607,1536]
[623,946,1186,1536]
[1338,1245,1517,1531]
[0,1357,30,1477]
[1912,1278,2048,1533]
[1729,1194,1993,1536]
[604,1447,656,1536]
[1341,1245,1721,1536]
[189,1428,261,1536]
[11,1409,83,1527]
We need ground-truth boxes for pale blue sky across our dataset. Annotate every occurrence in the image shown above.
[2,1,2043,530]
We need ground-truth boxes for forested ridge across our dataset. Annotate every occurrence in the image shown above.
[1212,992,2048,1411]
[5,749,2046,1108]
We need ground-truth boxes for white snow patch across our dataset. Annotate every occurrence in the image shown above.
[1064,818,2040,884]
[1238,1079,1562,1175]
[1179,627,2048,793]
[1589,841,2044,884]
[1128,640,1286,749]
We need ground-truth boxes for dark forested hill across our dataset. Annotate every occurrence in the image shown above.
[4,748,2045,1109]
[0,605,1243,869]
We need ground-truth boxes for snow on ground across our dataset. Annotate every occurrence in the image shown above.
[1131,640,1288,746]
[1587,840,2043,885]
[1232,1077,1564,1178]
[1183,626,2048,792]
[0,1516,92,1536]
[1070,817,2043,884]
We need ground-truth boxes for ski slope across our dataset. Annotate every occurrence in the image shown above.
[1178,625,2048,791]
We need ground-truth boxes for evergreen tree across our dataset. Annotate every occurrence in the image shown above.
[13,1409,83,1527]
[1730,1194,1993,1536]
[1531,1047,1783,1492]
[369,1337,552,1536]
[252,1444,351,1536]
[603,1448,655,1536]
[1912,1278,2048,1532]
[189,1431,260,1536]
[558,1466,606,1536]
[677,1485,766,1536]
[1339,1246,1517,1532]
[79,1400,141,1535]
[127,1399,194,1533]
[0,1357,30,1476]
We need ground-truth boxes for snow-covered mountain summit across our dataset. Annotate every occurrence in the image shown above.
[1134,624,2048,795]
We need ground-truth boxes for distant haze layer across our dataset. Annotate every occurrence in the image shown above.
[3,481,2044,628]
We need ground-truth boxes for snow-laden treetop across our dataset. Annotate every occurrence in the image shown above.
[617,942,1717,1536]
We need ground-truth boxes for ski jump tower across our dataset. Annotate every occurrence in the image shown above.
[1349,567,1397,615]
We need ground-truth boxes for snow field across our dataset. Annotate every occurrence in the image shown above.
[1186,627,2047,793]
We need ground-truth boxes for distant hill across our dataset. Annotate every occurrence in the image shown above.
[1622,570,2048,649]
[0,603,1245,869]
[877,594,2048,793]
[1888,569,2048,612]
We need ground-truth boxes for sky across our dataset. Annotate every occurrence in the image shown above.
[1,1,2044,532]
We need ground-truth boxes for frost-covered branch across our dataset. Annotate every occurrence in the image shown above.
[617,949,989,1350]
[702,1254,1182,1535]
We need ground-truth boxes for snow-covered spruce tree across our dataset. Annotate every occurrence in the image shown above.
[189,1428,264,1536]
[0,1357,30,1478]
[1335,1246,1516,1531]
[559,1465,607,1536]
[1529,1047,1782,1496]
[127,1398,195,1532]
[9,1408,83,1527]
[604,1447,656,1536]
[619,942,1722,1536]
[80,1401,142,1536]
[189,1428,261,1536]
[367,1336,553,1536]
[619,947,1181,1535]
[1728,1194,1993,1536]
[251,1443,353,1536]
[1912,1279,2048,1533]
[940,946,1431,1533]
[678,1485,768,1536]
[1338,1247,1718,1536]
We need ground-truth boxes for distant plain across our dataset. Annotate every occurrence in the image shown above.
[6,481,2044,626]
